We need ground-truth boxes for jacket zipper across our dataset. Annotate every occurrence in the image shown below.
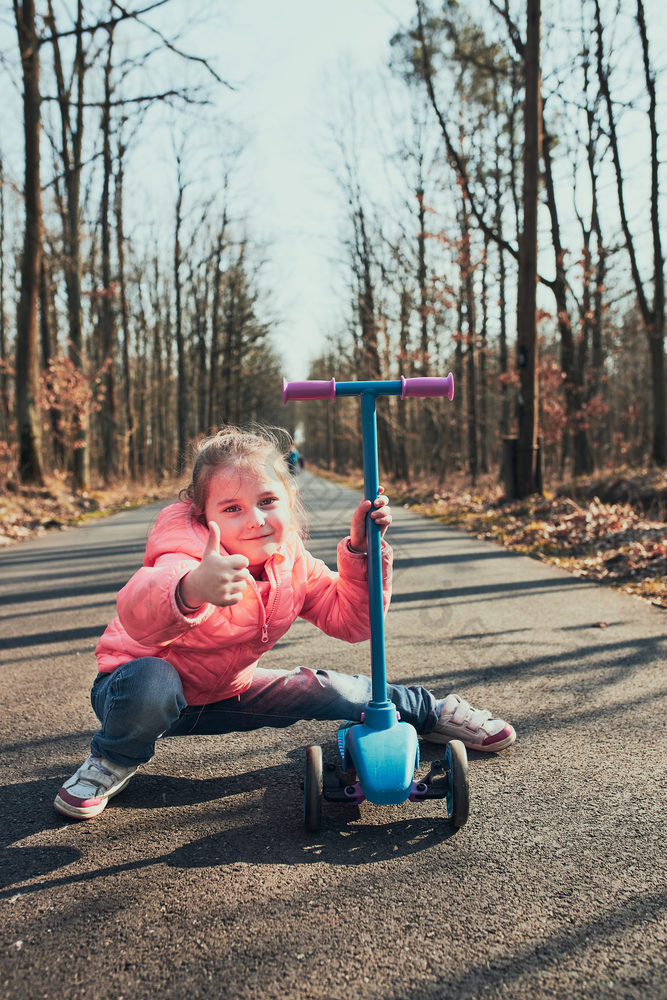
[262,564,281,643]
[254,562,281,644]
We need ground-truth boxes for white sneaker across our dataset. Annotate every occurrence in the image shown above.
[54,754,137,819]
[425,694,516,752]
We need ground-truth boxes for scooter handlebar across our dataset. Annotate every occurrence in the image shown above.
[282,377,336,402]
[400,375,454,400]
[282,374,454,402]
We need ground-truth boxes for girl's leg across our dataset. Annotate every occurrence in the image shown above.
[54,658,185,820]
[166,666,443,737]
[91,657,186,766]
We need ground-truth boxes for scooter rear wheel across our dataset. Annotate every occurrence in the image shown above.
[304,744,323,832]
[447,739,470,827]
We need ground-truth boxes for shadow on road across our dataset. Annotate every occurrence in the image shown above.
[406,633,666,691]
[397,887,667,1000]
[1,744,469,898]
[1,813,458,900]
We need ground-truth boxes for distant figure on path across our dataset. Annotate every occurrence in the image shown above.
[287,446,300,475]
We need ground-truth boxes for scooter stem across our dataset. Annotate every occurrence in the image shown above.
[360,390,388,707]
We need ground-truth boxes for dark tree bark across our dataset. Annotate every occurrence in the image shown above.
[46,0,89,490]
[515,0,541,497]
[98,25,116,482]
[13,0,44,484]
[541,119,592,477]
[208,213,227,430]
[115,129,136,479]
[173,154,188,473]
[0,152,11,438]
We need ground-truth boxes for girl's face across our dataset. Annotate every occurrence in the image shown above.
[203,463,292,574]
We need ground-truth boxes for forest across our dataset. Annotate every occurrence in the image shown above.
[1,0,665,504]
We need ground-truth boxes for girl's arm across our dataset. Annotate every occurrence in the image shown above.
[115,504,251,645]
[116,552,215,645]
[298,538,392,643]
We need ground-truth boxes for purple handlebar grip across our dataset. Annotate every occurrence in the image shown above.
[282,377,336,403]
[400,374,454,401]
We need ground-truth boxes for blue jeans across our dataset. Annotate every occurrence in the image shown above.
[90,658,444,767]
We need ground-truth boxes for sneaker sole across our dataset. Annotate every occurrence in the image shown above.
[54,791,109,819]
[53,771,136,820]
[423,726,516,753]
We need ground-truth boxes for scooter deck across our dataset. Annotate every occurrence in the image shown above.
[335,721,420,805]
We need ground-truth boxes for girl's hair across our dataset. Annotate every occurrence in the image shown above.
[179,425,307,536]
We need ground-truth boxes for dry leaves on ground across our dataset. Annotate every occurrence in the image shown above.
[399,484,666,610]
[0,477,180,547]
[473,496,666,608]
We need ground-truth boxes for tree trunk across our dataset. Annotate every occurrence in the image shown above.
[493,77,510,440]
[355,204,392,471]
[635,0,665,465]
[416,181,429,374]
[151,256,167,478]
[515,0,541,497]
[395,285,411,482]
[46,0,89,489]
[191,264,208,434]
[14,0,44,484]
[594,0,665,465]
[39,255,65,467]
[542,121,591,477]
[174,156,188,473]
[0,151,10,439]
[115,134,136,479]
[459,193,478,485]
[479,233,489,475]
[208,217,226,430]
[99,28,116,482]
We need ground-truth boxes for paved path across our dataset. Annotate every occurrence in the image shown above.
[1,472,665,1000]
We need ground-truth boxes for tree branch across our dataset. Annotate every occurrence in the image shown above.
[110,0,235,90]
[41,88,211,108]
[415,2,520,265]
[593,0,651,323]
[487,0,524,58]
[37,0,171,45]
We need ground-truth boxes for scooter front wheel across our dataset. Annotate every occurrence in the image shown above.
[304,744,323,832]
[446,739,469,827]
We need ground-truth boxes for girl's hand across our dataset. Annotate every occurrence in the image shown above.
[180,522,251,608]
[349,489,392,552]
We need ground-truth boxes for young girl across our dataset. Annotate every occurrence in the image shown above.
[55,426,516,820]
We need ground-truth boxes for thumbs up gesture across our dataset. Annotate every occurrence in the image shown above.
[179,521,251,608]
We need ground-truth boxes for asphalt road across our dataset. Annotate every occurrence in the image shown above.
[1,471,665,1000]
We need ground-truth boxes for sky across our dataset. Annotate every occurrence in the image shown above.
[161,0,666,382]
[2,0,664,384]
[173,0,417,380]
[0,0,413,381]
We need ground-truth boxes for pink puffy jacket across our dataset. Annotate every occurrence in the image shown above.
[95,501,392,704]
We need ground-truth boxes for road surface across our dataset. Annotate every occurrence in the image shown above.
[1,471,665,999]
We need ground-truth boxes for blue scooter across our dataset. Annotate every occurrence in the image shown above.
[282,375,469,832]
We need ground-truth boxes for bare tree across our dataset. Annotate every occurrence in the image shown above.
[13,0,44,484]
[173,151,188,473]
[114,124,136,478]
[45,0,89,489]
[512,0,541,496]
[0,150,10,439]
[593,0,664,466]
[98,20,117,482]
